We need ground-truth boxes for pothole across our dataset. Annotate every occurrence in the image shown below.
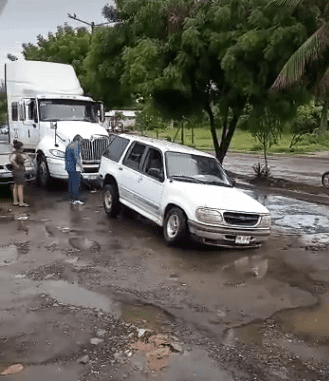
[69,237,100,252]
[121,302,174,332]
[0,244,19,266]
[39,279,122,317]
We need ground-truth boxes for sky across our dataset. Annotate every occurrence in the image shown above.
[0,0,115,80]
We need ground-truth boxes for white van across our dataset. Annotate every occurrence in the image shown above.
[5,61,109,187]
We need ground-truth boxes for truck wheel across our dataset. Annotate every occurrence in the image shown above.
[103,183,120,218]
[38,155,51,188]
[163,207,188,246]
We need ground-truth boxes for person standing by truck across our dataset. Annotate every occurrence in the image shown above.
[65,135,84,205]
[9,140,29,207]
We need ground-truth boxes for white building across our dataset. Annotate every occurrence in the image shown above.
[104,110,137,132]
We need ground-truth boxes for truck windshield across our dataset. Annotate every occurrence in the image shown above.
[38,99,99,123]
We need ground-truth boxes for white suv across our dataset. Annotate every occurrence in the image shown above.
[99,134,271,248]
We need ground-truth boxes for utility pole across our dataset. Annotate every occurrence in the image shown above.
[68,13,112,32]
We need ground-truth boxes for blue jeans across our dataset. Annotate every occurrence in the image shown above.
[67,171,81,201]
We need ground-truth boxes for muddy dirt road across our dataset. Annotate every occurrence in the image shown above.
[0,182,328,380]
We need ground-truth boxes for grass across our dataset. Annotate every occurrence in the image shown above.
[143,126,329,155]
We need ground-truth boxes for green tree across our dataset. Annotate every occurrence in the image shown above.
[83,23,134,108]
[95,0,308,163]
[271,0,329,129]
[243,105,283,176]
[22,24,92,87]
[289,101,323,148]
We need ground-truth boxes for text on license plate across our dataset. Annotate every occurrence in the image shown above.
[235,236,251,244]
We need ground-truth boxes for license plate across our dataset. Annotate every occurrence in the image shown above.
[86,175,99,180]
[235,236,251,244]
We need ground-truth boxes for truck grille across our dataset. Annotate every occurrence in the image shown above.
[81,138,109,162]
[223,212,259,226]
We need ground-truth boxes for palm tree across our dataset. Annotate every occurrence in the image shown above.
[271,0,329,129]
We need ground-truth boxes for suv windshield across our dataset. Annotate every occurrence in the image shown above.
[38,99,99,122]
[165,151,232,186]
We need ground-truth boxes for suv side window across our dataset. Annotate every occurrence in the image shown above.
[103,136,129,163]
[123,142,147,170]
[143,148,164,182]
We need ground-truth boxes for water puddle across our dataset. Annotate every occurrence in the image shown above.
[40,280,121,316]
[69,237,99,251]
[275,295,329,342]
[244,191,329,240]
[121,303,172,331]
[163,348,232,380]
[230,295,328,348]
[222,255,269,281]
[228,323,264,345]
[0,363,84,381]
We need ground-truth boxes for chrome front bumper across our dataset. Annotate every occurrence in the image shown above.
[188,220,270,248]
[47,157,101,181]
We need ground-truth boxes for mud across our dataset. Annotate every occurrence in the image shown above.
[0,181,328,380]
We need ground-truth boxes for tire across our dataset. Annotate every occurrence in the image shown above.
[103,183,121,218]
[163,207,188,246]
[322,171,329,188]
[38,155,51,188]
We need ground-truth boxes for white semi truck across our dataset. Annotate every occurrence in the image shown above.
[5,60,109,187]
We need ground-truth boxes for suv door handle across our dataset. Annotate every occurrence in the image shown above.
[138,176,143,182]
[119,167,123,170]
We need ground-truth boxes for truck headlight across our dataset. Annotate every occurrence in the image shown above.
[259,214,271,228]
[49,149,65,158]
[196,208,223,223]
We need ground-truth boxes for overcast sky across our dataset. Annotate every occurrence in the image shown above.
[0,0,115,80]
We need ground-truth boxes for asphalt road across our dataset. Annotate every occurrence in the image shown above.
[222,151,329,187]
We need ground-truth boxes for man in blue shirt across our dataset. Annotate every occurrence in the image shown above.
[65,135,84,205]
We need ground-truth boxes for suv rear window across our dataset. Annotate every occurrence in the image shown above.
[123,142,147,170]
[103,136,129,162]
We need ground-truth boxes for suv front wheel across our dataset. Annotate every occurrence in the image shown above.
[163,207,188,246]
[103,183,121,218]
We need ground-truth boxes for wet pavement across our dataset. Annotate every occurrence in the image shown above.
[222,151,329,187]
[0,181,328,380]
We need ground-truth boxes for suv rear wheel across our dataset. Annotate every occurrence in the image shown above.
[103,183,120,218]
[163,207,188,246]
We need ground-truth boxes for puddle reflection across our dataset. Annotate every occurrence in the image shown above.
[40,280,121,317]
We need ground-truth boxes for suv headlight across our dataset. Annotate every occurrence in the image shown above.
[196,208,223,223]
[49,149,65,158]
[259,214,271,228]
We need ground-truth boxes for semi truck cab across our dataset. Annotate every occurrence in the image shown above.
[5,61,109,187]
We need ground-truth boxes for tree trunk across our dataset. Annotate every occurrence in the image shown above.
[320,102,329,132]
[217,109,241,164]
[263,139,268,171]
[205,102,219,155]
